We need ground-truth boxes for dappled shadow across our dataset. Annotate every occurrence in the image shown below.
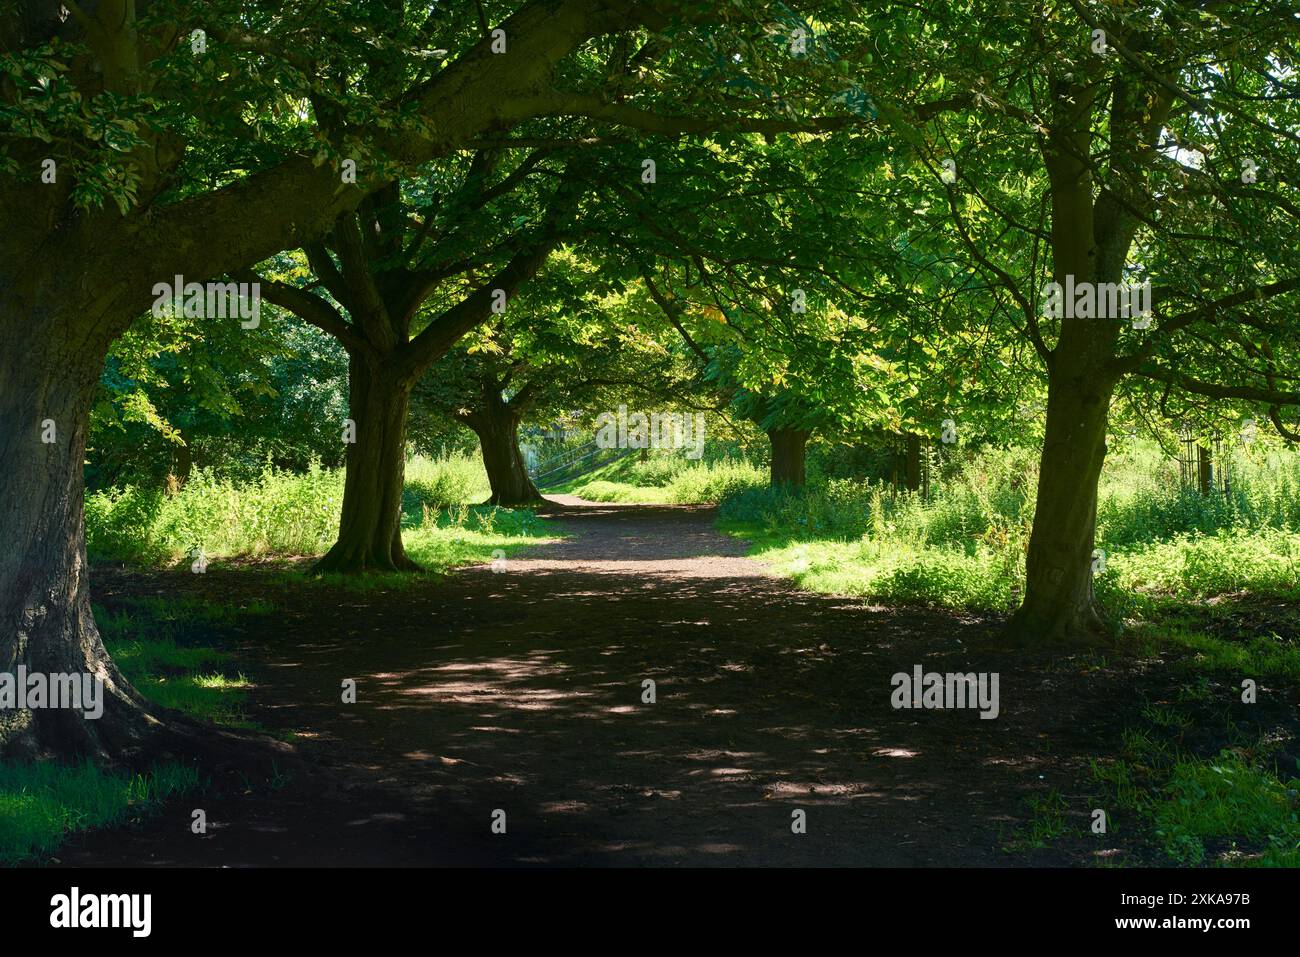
[75,496,1243,867]
[206,499,1140,864]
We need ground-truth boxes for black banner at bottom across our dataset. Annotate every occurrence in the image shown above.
[3,865,1287,942]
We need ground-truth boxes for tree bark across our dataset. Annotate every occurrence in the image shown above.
[315,355,418,573]
[904,432,922,492]
[1008,367,1115,643]
[466,394,542,506]
[0,335,160,759]
[1007,78,1138,645]
[1197,444,1213,496]
[768,427,810,487]
[171,439,193,489]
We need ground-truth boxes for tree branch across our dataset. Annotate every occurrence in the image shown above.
[237,269,366,353]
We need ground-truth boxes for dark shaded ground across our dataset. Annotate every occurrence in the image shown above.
[55,498,1296,867]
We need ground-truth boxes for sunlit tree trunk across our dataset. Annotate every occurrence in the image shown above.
[465,393,542,506]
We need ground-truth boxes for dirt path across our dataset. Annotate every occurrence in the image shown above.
[59,498,1189,867]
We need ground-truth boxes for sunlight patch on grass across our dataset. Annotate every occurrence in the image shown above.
[730,531,1015,610]
[1129,621,1300,680]
[568,480,672,504]
[95,598,261,728]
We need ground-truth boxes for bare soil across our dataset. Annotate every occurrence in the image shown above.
[53,498,1293,867]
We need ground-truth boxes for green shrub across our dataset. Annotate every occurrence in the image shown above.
[624,454,691,487]
[664,458,766,503]
[573,458,765,504]
[404,453,489,510]
[569,480,671,503]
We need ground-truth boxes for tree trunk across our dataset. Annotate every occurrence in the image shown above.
[1009,88,1137,645]
[0,336,159,760]
[1197,444,1213,496]
[171,439,193,489]
[316,356,418,573]
[768,427,810,487]
[1008,366,1116,644]
[467,395,542,506]
[904,432,922,492]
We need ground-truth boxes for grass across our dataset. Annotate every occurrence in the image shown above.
[286,503,555,592]
[1092,744,1300,867]
[568,479,673,503]
[1127,620,1300,681]
[407,502,551,566]
[95,596,269,730]
[86,451,555,581]
[0,597,271,865]
[86,452,493,564]
[569,456,766,504]
[0,760,199,866]
[1154,753,1300,866]
[535,448,640,493]
[714,443,1300,617]
[403,453,490,513]
[1005,790,1074,852]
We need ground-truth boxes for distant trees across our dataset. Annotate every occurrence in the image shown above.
[414,253,696,503]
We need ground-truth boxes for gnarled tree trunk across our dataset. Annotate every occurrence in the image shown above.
[768,427,810,487]
[465,393,541,506]
[316,355,417,573]
[0,329,158,760]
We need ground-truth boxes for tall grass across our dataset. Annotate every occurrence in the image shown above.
[87,453,490,563]
[404,453,490,511]
[717,443,1300,612]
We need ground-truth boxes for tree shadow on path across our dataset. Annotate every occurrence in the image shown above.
[62,496,1190,866]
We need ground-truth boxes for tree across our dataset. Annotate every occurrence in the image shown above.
[866,1,1300,642]
[414,250,693,503]
[575,131,896,487]
[246,162,579,569]
[89,294,348,491]
[0,0,880,757]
